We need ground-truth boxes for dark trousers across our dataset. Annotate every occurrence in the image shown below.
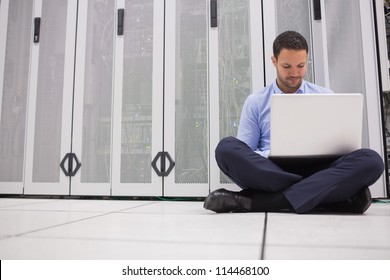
[215,137,384,213]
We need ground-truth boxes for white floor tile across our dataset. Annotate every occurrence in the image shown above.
[0,198,56,208]
[264,245,390,260]
[122,201,209,214]
[264,204,390,259]
[0,236,261,259]
[0,210,101,236]
[24,211,265,245]
[0,198,155,212]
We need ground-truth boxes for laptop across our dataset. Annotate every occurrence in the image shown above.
[269,93,363,158]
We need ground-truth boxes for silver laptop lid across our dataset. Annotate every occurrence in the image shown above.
[269,93,363,157]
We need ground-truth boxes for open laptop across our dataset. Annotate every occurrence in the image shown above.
[269,93,363,159]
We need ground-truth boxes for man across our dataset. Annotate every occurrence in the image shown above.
[204,31,384,214]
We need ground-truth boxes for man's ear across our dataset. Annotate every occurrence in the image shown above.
[271,56,277,67]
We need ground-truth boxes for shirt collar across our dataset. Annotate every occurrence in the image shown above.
[272,80,306,94]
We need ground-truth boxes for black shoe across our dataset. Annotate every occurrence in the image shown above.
[324,187,372,214]
[203,188,252,213]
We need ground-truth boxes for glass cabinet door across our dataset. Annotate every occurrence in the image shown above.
[71,0,116,195]
[164,0,209,196]
[0,0,33,194]
[321,0,385,197]
[111,0,164,196]
[24,0,77,195]
[209,0,264,192]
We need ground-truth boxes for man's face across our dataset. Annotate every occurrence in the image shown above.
[271,48,307,93]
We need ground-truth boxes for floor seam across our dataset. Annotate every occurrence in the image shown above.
[260,212,268,259]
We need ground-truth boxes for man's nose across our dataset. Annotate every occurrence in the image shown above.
[290,67,302,77]
[289,68,299,76]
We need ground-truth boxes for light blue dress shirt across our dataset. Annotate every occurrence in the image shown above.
[236,80,333,158]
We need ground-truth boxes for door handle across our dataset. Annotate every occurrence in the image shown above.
[34,17,41,43]
[313,0,322,20]
[60,153,81,177]
[210,0,217,27]
[118,9,124,35]
[151,152,175,177]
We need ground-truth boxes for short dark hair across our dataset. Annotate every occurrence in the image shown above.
[273,31,308,58]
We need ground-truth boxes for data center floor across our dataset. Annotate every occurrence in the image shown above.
[0,197,389,259]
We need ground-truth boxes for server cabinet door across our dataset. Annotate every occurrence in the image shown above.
[71,0,116,196]
[111,0,164,196]
[209,0,264,193]
[24,0,77,195]
[163,0,210,196]
[0,0,34,194]
[312,0,386,197]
